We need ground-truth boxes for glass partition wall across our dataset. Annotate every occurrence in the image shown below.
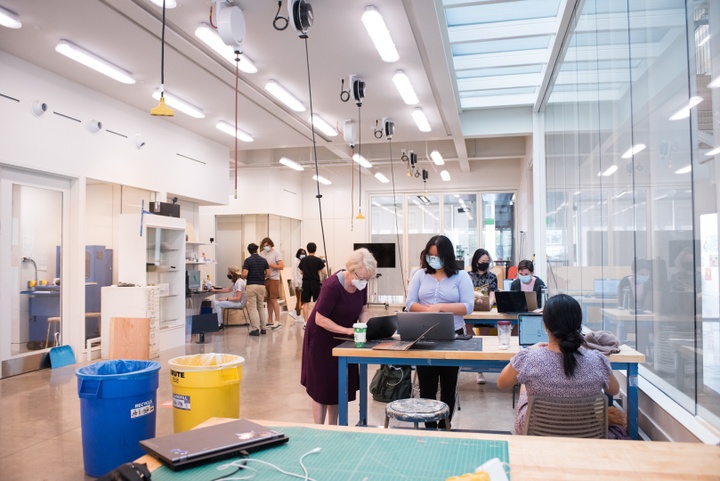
[544,0,719,429]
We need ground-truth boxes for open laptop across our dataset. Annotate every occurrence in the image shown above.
[594,279,620,298]
[518,313,548,347]
[396,312,456,341]
[496,291,538,313]
[139,418,288,470]
[366,315,398,340]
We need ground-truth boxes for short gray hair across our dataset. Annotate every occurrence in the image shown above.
[346,248,377,279]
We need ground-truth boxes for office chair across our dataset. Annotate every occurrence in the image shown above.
[523,393,608,438]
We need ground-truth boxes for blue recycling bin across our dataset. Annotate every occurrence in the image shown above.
[75,360,161,477]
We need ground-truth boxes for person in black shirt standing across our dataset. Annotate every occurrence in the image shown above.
[298,242,326,324]
[242,243,270,336]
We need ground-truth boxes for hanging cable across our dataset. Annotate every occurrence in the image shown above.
[356,104,364,219]
[273,0,289,30]
[350,144,355,231]
[160,0,166,95]
[209,3,217,28]
[388,138,407,297]
[234,51,240,199]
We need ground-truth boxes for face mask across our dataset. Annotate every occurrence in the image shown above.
[300,255,306,259]
[227,274,233,280]
[636,275,649,283]
[263,246,270,252]
[351,279,368,290]
[518,274,532,284]
[426,255,444,270]
[478,262,490,271]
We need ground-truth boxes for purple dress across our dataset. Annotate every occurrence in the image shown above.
[511,346,612,434]
[301,271,366,405]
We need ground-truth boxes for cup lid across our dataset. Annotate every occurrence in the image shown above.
[353,322,367,328]
[497,320,512,325]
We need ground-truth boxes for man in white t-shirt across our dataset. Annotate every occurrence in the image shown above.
[260,237,283,329]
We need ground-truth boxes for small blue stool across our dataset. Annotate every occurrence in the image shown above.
[384,398,450,430]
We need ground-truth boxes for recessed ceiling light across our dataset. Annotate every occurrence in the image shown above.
[313,174,332,185]
[598,165,618,177]
[310,114,337,137]
[56,40,135,84]
[374,172,389,183]
[417,195,431,204]
[149,0,177,8]
[361,6,399,63]
[353,154,372,168]
[0,5,21,29]
[430,150,444,165]
[279,157,304,171]
[412,108,431,132]
[216,121,253,142]
[152,91,204,118]
[194,24,257,73]
[621,144,646,159]
[392,70,418,105]
[265,80,305,112]
[674,164,692,174]
[440,170,451,181]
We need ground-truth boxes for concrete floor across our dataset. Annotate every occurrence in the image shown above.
[0,312,517,480]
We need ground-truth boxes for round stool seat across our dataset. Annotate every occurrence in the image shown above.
[385,398,450,430]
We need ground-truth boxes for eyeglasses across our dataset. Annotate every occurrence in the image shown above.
[353,271,369,282]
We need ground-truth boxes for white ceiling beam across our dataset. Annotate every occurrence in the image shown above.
[458,73,543,90]
[448,17,559,43]
[454,50,548,70]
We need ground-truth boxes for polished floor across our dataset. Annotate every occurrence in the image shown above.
[0,312,517,481]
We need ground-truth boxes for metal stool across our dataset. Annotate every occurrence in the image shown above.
[384,398,450,430]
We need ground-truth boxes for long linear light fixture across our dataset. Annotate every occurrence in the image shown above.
[56,40,135,84]
[430,150,444,165]
[598,165,618,177]
[0,5,21,29]
[440,170,451,181]
[393,70,418,105]
[621,143,646,159]
[374,172,389,183]
[311,114,338,137]
[152,91,204,118]
[194,24,257,73]
[313,174,332,185]
[353,153,372,168]
[705,147,720,156]
[279,157,304,171]
[265,80,305,112]
[216,121,253,142]
[669,96,703,120]
[150,0,177,7]
[361,5,399,62]
[412,107,431,132]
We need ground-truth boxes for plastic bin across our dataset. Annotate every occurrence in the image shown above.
[168,353,244,432]
[75,359,161,478]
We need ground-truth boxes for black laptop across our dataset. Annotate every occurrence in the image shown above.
[366,315,398,340]
[396,312,456,341]
[139,419,288,470]
[496,291,538,313]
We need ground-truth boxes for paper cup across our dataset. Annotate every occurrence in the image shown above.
[353,323,368,348]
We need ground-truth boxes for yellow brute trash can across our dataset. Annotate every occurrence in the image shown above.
[168,353,244,432]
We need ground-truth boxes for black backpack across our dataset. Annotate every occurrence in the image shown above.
[369,364,413,402]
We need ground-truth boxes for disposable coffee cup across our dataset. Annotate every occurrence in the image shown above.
[353,323,368,348]
[497,321,512,350]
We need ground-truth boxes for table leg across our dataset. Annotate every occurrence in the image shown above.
[338,357,349,426]
[627,363,639,440]
[358,364,367,426]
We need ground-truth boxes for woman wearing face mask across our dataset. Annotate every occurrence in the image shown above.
[212,266,247,329]
[301,248,377,425]
[290,248,307,322]
[406,235,475,428]
[510,259,546,309]
[467,248,499,384]
[617,259,653,312]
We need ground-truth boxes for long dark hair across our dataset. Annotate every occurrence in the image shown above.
[295,248,306,259]
[470,248,492,273]
[420,235,458,277]
[542,294,584,377]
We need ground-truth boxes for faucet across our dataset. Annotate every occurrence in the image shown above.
[22,257,38,284]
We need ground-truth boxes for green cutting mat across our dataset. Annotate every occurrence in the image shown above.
[151,426,509,481]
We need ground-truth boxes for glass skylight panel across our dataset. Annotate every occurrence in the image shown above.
[459,86,536,97]
[456,65,544,78]
[444,0,560,26]
[451,35,551,56]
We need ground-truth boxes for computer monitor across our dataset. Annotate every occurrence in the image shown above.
[188,270,201,291]
[190,313,218,343]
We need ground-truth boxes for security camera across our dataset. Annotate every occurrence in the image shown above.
[86,119,102,133]
[31,100,48,117]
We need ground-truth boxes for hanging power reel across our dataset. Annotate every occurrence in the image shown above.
[215,1,246,53]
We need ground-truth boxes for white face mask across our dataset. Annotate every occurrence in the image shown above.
[263,245,270,252]
[299,255,306,259]
[351,279,368,290]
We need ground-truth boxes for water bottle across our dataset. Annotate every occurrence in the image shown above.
[621,286,630,310]
[540,286,549,308]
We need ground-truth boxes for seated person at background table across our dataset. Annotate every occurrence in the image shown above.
[406,235,474,428]
[497,294,619,435]
[467,248,498,384]
[211,265,247,328]
[617,259,653,312]
[301,248,376,425]
[510,259,546,309]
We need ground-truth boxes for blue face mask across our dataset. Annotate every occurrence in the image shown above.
[636,275,649,283]
[426,255,444,270]
[518,274,532,284]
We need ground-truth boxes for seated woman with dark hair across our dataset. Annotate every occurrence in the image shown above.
[497,294,619,434]
[509,259,546,308]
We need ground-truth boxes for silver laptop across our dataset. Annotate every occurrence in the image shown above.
[396,312,456,341]
[518,313,548,347]
[139,418,288,470]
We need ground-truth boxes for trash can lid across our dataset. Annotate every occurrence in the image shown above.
[168,353,245,371]
[76,359,161,379]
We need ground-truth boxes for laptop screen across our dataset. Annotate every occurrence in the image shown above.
[593,279,619,298]
[396,312,456,341]
[188,270,201,290]
[518,314,548,347]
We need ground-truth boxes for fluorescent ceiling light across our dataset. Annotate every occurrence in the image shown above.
[417,195,431,204]
[674,165,692,174]
[361,6,399,63]
[313,175,332,185]
[710,77,720,89]
[353,153,372,168]
[311,114,337,137]
[0,6,21,29]
[150,0,177,7]
[265,80,305,112]
[374,172,389,183]
[430,150,444,165]
[279,157,304,171]
[598,165,618,177]
[393,70,418,105]
[621,144,646,159]
[152,91,205,118]
[669,96,703,120]
[412,108,431,132]
[216,121,253,142]
[372,201,382,207]
[440,170,451,181]
[55,40,135,84]
[705,147,720,156]
[194,24,256,73]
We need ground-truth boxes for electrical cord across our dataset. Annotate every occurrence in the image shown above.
[159,0,167,100]
[234,51,240,199]
[273,0,289,30]
[214,448,322,481]
[387,138,407,297]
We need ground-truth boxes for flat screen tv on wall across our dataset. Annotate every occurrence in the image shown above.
[353,243,396,268]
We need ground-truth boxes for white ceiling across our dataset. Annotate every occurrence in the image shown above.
[0,0,581,176]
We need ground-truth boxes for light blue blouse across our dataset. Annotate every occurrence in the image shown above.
[405,268,475,331]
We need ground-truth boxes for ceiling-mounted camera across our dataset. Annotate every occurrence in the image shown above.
[288,0,313,37]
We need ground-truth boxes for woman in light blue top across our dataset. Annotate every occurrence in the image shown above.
[406,235,474,428]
